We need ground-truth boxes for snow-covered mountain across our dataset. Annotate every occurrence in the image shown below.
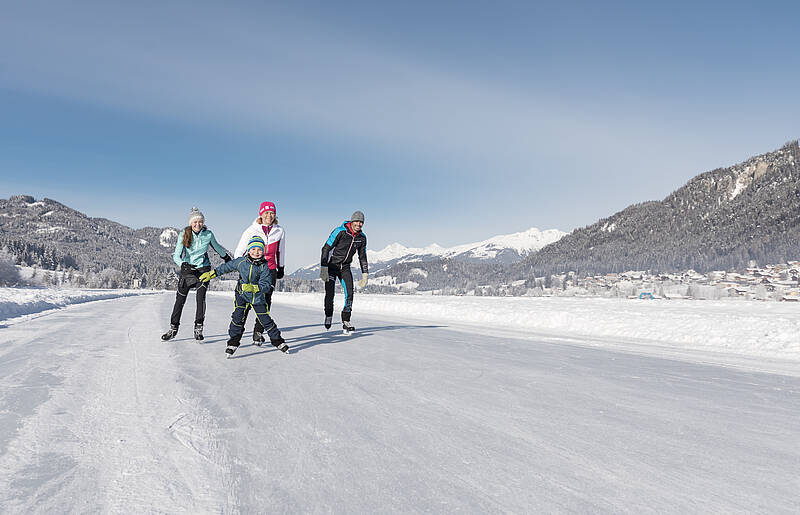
[289,227,566,279]
[516,140,800,275]
[0,195,187,288]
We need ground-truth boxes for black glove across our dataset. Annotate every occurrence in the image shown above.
[180,262,196,274]
[223,254,232,263]
[276,267,284,279]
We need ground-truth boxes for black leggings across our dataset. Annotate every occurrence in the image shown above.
[324,265,354,321]
[169,267,210,327]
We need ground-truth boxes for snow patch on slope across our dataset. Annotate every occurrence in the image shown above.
[34,225,64,234]
[160,229,178,248]
[727,148,795,201]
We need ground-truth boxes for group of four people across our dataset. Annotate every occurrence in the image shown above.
[161,202,369,357]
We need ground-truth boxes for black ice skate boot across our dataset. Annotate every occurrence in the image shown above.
[342,321,355,335]
[271,336,289,353]
[225,337,241,358]
[253,328,266,346]
[194,323,204,341]
[161,324,179,341]
[324,316,333,330]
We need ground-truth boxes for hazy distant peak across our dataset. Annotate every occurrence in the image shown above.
[290,226,566,279]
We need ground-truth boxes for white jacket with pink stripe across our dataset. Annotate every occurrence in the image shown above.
[234,220,285,270]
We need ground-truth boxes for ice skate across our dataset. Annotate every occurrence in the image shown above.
[225,337,240,358]
[271,336,289,353]
[253,328,265,346]
[161,325,179,341]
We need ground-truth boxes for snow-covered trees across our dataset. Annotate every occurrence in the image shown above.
[0,248,21,286]
[0,195,199,289]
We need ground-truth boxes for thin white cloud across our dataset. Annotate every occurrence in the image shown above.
[0,1,680,177]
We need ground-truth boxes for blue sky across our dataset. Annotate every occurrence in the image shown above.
[1,0,798,270]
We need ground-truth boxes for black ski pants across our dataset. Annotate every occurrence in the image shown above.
[228,291,281,346]
[239,269,278,335]
[169,266,210,327]
[324,264,354,321]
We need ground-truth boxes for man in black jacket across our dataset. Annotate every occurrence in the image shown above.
[320,211,369,332]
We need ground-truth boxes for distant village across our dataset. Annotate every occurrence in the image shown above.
[19,256,800,302]
[474,262,800,301]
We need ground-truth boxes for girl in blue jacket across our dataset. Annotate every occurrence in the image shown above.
[199,236,288,357]
[161,207,231,342]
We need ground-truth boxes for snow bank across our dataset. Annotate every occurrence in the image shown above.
[0,287,152,323]
[269,293,800,363]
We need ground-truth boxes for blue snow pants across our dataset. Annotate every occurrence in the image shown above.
[228,291,281,346]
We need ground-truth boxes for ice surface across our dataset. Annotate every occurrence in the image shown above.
[0,291,797,512]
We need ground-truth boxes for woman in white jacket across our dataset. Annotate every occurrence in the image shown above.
[233,201,286,343]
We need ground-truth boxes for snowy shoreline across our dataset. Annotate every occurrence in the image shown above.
[2,287,798,370]
[254,292,800,366]
[0,287,155,323]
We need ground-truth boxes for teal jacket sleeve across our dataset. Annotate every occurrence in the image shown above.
[173,237,185,266]
[208,230,229,259]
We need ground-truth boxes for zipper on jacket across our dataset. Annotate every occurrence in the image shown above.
[344,232,355,263]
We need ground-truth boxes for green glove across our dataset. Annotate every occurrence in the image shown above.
[199,270,217,282]
[357,273,368,288]
[319,266,329,282]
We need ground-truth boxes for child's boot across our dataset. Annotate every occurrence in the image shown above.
[253,328,265,346]
[225,337,240,358]
[271,336,289,353]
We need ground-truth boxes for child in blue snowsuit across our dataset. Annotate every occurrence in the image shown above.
[200,236,288,357]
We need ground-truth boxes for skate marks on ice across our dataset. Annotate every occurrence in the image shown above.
[218,322,445,359]
[253,305,800,513]
[225,343,286,360]
[161,333,229,345]
[0,295,237,513]
[285,323,445,354]
[0,367,63,456]
[1,294,799,512]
